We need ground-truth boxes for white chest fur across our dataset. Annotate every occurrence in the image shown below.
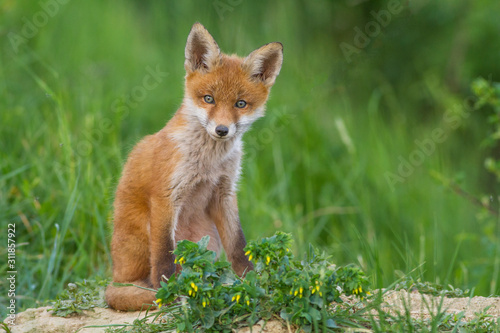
[168,122,242,205]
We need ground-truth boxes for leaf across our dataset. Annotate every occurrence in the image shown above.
[308,307,321,321]
[245,270,257,282]
[310,294,323,308]
[255,286,266,297]
[301,312,312,322]
[180,266,195,277]
[200,307,215,328]
[243,283,257,295]
[198,235,210,250]
[219,271,237,285]
[280,308,293,321]
[326,318,338,328]
[259,270,269,284]
[302,324,312,333]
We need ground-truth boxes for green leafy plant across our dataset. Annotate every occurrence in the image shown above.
[393,277,471,298]
[49,277,108,317]
[155,232,370,332]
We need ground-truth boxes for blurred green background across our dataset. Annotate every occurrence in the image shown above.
[1,0,500,315]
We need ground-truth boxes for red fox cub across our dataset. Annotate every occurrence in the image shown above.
[105,23,283,311]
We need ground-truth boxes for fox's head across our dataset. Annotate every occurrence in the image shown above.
[182,23,283,141]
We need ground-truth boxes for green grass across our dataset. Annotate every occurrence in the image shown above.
[1,0,500,319]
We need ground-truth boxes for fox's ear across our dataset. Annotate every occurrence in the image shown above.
[243,42,283,87]
[185,23,221,73]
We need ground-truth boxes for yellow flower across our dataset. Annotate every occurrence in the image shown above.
[190,282,198,292]
[367,291,372,296]
[311,288,316,294]
[247,300,250,306]
[319,291,323,297]
[188,290,192,296]
[299,287,303,294]
[294,289,298,296]
[176,257,186,265]
[248,254,253,261]
[266,256,271,265]
[156,298,163,308]
[232,293,242,303]
[202,301,206,308]
[359,286,363,293]
[245,250,251,256]
[316,286,320,292]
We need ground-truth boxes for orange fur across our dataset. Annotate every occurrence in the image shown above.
[105,23,283,311]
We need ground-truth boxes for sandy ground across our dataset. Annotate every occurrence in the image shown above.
[380,290,500,321]
[4,291,500,333]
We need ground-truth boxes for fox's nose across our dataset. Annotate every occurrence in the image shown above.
[215,125,229,137]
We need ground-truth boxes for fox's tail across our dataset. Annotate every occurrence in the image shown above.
[105,280,157,311]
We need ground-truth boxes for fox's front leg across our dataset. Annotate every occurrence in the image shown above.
[150,198,177,288]
[209,179,253,276]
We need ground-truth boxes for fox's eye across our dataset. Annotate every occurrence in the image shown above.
[204,95,214,104]
[235,100,247,108]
